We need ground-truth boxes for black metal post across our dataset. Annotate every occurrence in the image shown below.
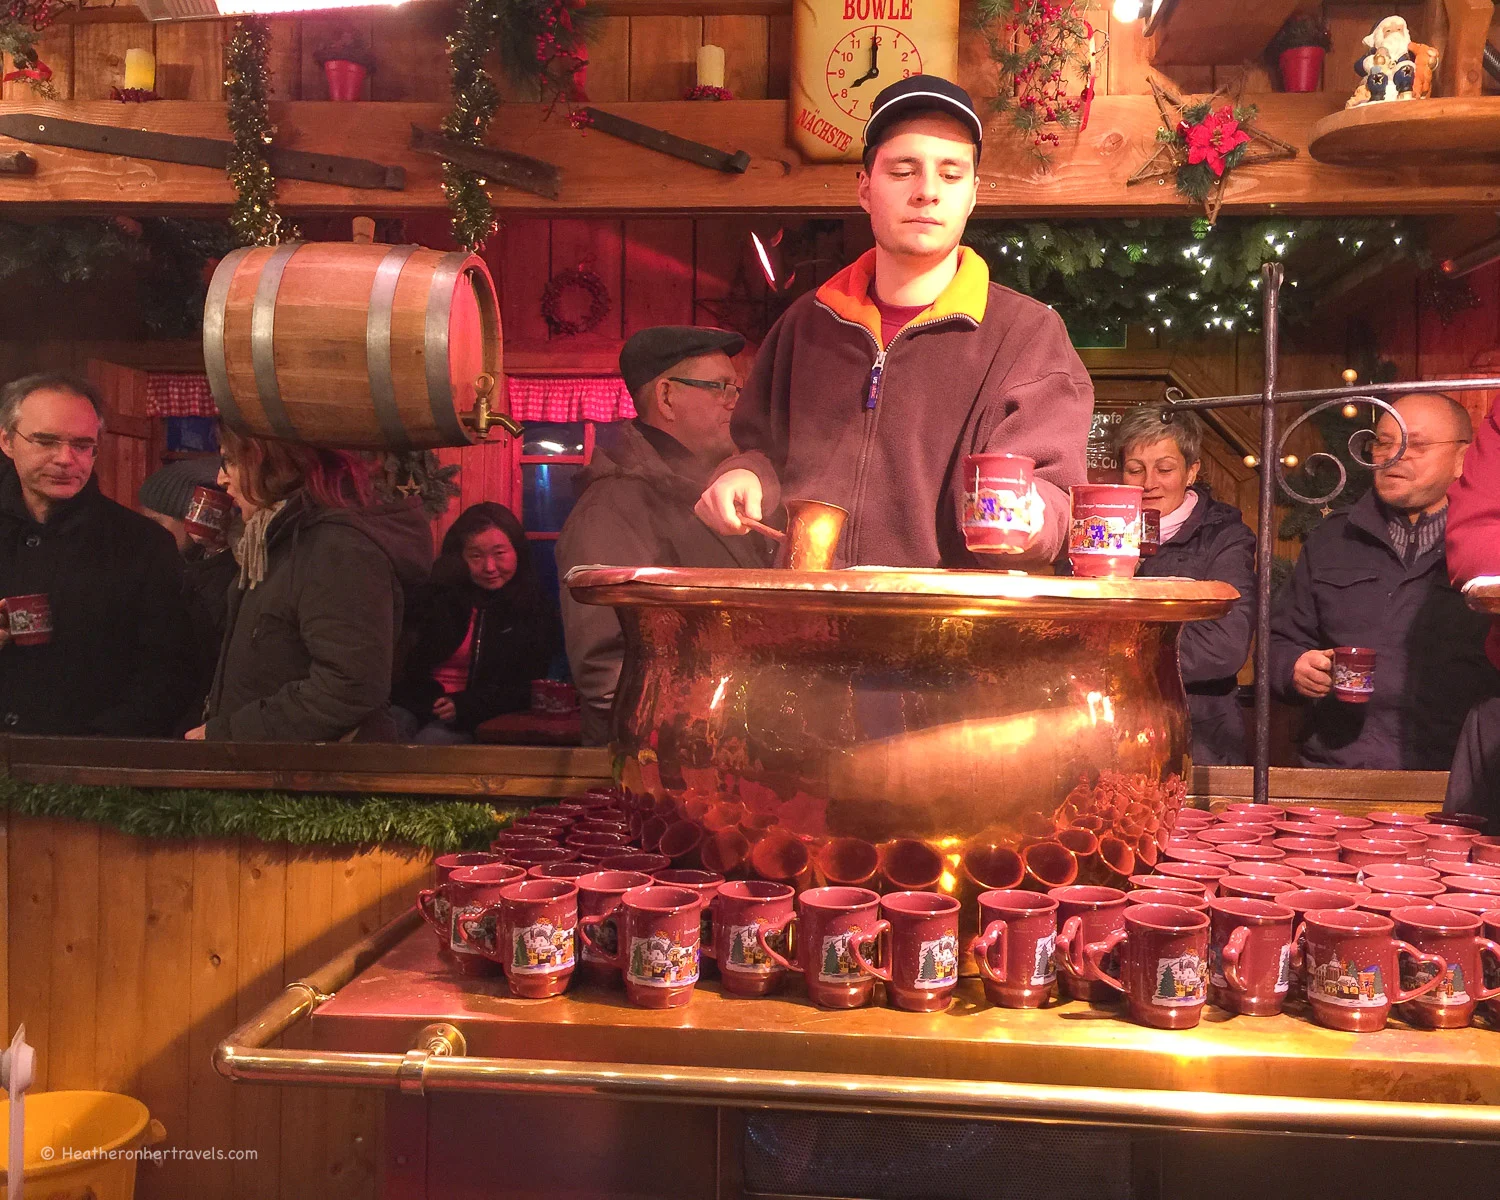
[1253,264,1282,807]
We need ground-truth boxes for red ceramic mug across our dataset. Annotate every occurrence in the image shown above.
[0,593,52,646]
[1471,837,1500,865]
[491,834,557,854]
[1233,862,1304,882]
[655,868,724,970]
[1051,885,1129,1002]
[1219,875,1299,904]
[759,885,883,1009]
[183,485,234,545]
[1331,646,1376,703]
[416,854,514,957]
[1153,862,1228,895]
[971,890,1059,1009]
[1391,904,1500,1029]
[441,863,528,978]
[1084,903,1210,1029]
[467,879,578,998]
[1067,484,1143,579]
[1207,896,1296,1016]
[1127,889,1209,912]
[600,852,672,874]
[583,884,702,1009]
[712,880,796,997]
[1484,913,1500,1023]
[1299,908,1447,1031]
[961,452,1034,554]
[851,891,962,1013]
[574,869,654,985]
[1126,875,1209,898]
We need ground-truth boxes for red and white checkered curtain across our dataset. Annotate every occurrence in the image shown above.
[506,376,636,423]
[145,372,638,424]
[146,373,219,418]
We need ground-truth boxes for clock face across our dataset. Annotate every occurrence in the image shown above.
[824,26,923,122]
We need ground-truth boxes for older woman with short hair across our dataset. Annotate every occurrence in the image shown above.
[1117,404,1256,765]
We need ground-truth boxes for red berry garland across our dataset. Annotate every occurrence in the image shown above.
[541,266,611,336]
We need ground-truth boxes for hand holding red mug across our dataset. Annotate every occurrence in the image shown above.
[1292,648,1336,699]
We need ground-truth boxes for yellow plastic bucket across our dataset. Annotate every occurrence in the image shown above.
[0,1091,164,1200]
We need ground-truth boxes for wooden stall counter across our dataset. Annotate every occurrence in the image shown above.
[211,907,1500,1200]
[306,920,1500,1111]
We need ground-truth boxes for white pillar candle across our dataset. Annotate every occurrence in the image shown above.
[124,48,155,91]
[696,43,725,90]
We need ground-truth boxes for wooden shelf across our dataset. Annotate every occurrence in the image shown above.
[1145,0,1305,65]
[6,97,1500,215]
[1309,97,1500,165]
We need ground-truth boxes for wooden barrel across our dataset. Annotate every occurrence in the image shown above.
[203,242,501,451]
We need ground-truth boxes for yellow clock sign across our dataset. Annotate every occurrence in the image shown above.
[790,0,961,163]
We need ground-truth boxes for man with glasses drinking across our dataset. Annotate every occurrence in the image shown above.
[1270,392,1499,769]
[0,373,192,735]
[557,328,772,744]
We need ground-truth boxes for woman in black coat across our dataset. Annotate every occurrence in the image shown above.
[1118,405,1257,766]
[392,503,557,743]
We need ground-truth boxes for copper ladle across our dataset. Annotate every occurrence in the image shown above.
[741,499,847,570]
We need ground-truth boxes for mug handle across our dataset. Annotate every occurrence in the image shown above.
[1056,915,1084,980]
[415,888,441,929]
[757,913,799,972]
[579,904,626,969]
[702,894,717,961]
[1390,940,1448,1005]
[1219,926,1252,995]
[850,919,893,983]
[972,919,1009,986]
[1471,937,1500,1003]
[454,903,506,964]
[1083,930,1128,995]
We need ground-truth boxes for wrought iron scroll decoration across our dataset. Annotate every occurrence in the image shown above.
[1162,387,1410,507]
[1148,262,1500,807]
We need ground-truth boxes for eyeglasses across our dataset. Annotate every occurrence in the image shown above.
[13,429,99,458]
[667,377,742,406]
[1371,437,1469,459]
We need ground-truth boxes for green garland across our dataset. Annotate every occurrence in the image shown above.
[3,775,522,852]
[965,216,1428,343]
[225,17,284,248]
[443,0,598,250]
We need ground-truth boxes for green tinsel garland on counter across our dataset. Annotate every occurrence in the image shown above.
[225,17,284,248]
[3,776,524,852]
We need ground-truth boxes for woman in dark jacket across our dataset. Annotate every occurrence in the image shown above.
[187,429,433,742]
[1119,405,1257,765]
[392,503,557,743]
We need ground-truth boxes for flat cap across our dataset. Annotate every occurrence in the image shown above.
[618,326,746,398]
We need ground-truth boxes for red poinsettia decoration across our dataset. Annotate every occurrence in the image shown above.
[1181,105,1250,177]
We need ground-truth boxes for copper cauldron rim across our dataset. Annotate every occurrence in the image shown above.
[565,566,1237,621]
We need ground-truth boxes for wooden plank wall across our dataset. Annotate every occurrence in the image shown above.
[5,814,433,1200]
[9,3,1483,106]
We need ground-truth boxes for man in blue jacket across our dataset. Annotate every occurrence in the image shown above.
[1270,392,1498,769]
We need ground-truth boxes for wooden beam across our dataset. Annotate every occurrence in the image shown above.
[4,97,1500,216]
[54,0,791,20]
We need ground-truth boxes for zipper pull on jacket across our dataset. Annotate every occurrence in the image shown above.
[865,348,887,411]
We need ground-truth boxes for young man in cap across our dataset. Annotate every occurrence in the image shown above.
[557,327,772,744]
[696,75,1092,566]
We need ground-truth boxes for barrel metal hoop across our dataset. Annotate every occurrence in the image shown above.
[202,246,255,433]
[424,252,481,445]
[366,244,422,453]
[250,242,303,442]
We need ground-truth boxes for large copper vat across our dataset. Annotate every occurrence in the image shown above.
[566,568,1238,971]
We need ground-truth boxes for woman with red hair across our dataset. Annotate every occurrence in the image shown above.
[186,429,433,742]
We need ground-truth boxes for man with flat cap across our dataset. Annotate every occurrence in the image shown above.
[696,76,1092,567]
[557,326,772,744]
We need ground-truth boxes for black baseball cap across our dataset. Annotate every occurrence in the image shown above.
[618,326,746,397]
[864,75,984,158]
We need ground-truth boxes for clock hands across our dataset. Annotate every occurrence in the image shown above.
[849,36,881,87]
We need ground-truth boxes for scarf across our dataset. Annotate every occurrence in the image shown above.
[1158,489,1199,543]
[233,500,287,590]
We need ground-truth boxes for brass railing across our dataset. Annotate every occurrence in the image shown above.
[214,910,1500,1141]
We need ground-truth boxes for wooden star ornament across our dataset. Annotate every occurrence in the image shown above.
[1128,77,1298,224]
